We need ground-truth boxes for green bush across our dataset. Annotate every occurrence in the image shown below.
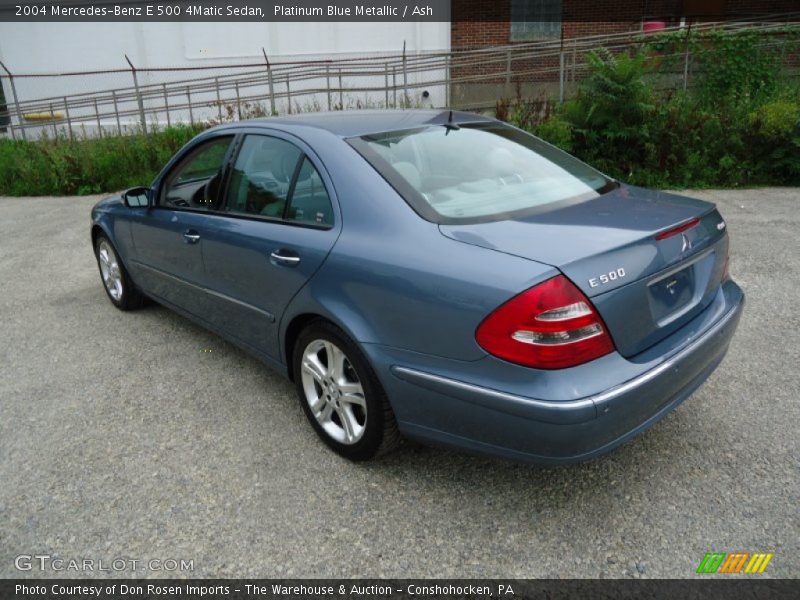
[751,99,800,138]
[747,99,800,181]
[0,124,206,196]
[559,49,656,180]
[534,117,574,152]
[507,35,800,188]
[644,28,798,109]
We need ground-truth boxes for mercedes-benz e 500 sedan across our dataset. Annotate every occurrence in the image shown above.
[91,110,744,463]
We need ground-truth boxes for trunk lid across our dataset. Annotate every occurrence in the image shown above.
[439,185,729,358]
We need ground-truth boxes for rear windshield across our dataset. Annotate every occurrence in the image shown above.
[348,122,616,224]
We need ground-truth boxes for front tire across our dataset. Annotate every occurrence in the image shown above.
[293,321,401,461]
[94,234,144,311]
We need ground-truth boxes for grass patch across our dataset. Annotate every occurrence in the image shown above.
[0,124,207,196]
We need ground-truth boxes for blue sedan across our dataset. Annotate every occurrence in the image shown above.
[90,110,744,463]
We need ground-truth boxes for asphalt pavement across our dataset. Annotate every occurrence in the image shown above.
[0,188,798,578]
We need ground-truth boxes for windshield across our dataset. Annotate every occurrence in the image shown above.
[348,122,615,224]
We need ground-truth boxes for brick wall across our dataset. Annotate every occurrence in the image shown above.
[451,0,799,50]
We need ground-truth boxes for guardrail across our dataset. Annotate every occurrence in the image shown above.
[1,14,798,140]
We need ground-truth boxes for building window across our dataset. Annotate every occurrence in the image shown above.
[510,0,562,41]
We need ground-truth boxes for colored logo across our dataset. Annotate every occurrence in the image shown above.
[696,552,773,574]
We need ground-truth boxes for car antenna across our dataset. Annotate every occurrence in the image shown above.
[444,110,460,134]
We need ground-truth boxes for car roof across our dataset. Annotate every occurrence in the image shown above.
[215,109,496,138]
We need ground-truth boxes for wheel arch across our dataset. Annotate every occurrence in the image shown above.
[91,223,110,247]
[282,305,376,383]
[91,220,143,298]
[91,222,129,269]
[284,313,325,381]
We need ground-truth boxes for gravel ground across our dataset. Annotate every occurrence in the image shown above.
[0,188,798,579]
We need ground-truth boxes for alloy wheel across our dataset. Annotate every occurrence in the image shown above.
[300,339,367,445]
[97,240,123,301]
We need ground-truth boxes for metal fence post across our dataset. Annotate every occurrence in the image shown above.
[286,77,292,114]
[94,97,102,137]
[338,68,343,109]
[571,38,577,84]
[402,40,408,108]
[445,54,450,108]
[0,61,24,140]
[187,87,194,126]
[262,48,276,116]
[505,50,512,97]
[125,54,147,134]
[214,76,222,122]
[49,102,57,138]
[326,64,332,111]
[111,90,121,134]
[683,24,693,91]
[235,81,241,120]
[0,82,15,140]
[384,63,389,108]
[63,96,74,140]
[559,51,565,103]
[392,67,397,108]
[162,83,171,127]
[2,99,15,140]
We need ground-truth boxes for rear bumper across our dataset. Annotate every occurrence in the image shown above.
[372,280,744,464]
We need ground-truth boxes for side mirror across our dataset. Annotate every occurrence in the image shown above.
[122,187,151,208]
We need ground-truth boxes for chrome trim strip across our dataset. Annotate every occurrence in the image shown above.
[131,260,276,323]
[392,293,743,422]
[648,247,714,285]
[590,294,742,408]
[512,324,604,347]
[393,365,596,420]
[535,302,593,322]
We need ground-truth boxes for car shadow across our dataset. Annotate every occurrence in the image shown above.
[129,296,699,493]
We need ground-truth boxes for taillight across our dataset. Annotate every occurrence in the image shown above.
[475,275,615,369]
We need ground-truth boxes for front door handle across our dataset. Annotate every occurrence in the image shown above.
[183,230,201,244]
[270,250,300,267]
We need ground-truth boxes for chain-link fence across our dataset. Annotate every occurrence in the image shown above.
[1,17,798,141]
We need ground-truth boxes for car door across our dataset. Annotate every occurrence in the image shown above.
[199,131,341,360]
[127,134,235,317]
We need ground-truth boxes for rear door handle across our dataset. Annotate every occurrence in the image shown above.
[183,230,201,244]
[270,250,300,267]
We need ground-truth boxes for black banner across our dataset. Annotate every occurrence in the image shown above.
[2,0,799,23]
[6,1,448,22]
[2,580,799,600]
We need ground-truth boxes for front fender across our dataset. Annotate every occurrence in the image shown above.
[90,195,137,270]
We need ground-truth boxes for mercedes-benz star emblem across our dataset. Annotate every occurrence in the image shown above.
[681,233,692,253]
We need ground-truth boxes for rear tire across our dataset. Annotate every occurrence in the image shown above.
[94,234,145,311]
[292,320,401,461]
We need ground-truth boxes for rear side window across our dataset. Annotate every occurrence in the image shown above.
[225,135,302,218]
[287,157,333,226]
[348,123,615,224]
[224,134,333,227]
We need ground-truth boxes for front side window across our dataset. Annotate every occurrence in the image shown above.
[162,136,233,209]
[510,0,562,41]
[349,122,614,224]
[225,135,333,226]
